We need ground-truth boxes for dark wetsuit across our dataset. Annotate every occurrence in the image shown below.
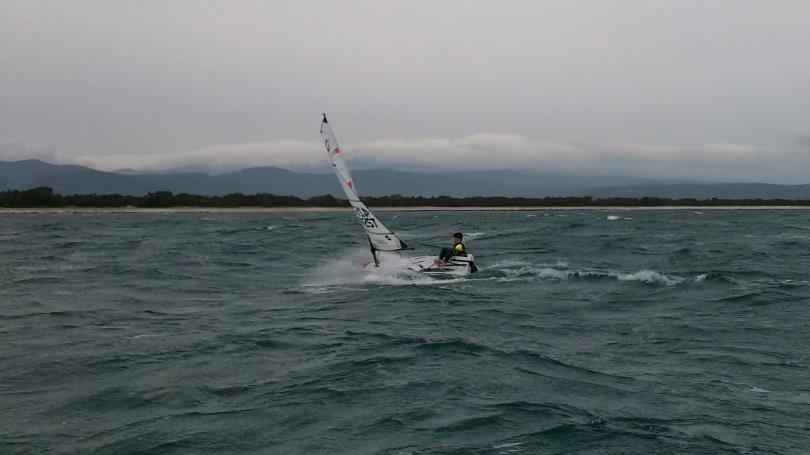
[438,242,466,262]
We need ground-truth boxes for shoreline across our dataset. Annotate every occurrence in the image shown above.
[2,205,810,214]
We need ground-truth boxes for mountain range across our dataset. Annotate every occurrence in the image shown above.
[2,159,810,199]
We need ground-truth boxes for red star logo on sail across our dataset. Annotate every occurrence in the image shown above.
[347,180,354,189]
[333,147,341,155]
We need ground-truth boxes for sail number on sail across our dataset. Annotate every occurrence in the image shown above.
[354,207,378,228]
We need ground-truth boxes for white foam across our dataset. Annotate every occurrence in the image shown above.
[489,259,537,278]
[128,334,162,339]
[534,266,683,286]
[536,268,606,281]
[616,269,682,285]
[464,232,486,240]
[465,258,690,287]
[606,215,632,221]
[537,267,574,280]
[302,248,459,289]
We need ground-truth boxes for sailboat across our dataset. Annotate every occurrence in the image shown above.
[320,114,477,276]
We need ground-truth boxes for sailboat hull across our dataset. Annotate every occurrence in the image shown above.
[406,254,477,277]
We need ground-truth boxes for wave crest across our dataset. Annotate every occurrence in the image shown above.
[490,261,697,286]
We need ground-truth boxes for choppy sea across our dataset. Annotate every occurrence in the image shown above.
[1,209,809,454]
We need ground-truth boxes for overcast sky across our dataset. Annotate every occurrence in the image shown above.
[1,1,809,182]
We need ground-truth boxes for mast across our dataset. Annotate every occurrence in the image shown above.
[369,238,380,267]
[321,113,408,265]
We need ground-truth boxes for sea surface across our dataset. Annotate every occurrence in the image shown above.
[1,209,809,454]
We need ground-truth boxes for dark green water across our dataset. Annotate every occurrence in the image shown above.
[2,210,809,454]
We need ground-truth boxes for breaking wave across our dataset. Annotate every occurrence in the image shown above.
[489,260,699,286]
[301,248,464,290]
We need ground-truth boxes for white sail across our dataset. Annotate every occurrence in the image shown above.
[320,114,407,252]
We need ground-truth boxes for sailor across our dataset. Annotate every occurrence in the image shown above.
[436,232,467,265]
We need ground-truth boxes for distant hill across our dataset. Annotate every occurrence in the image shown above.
[2,159,809,199]
[0,159,93,189]
[0,159,612,197]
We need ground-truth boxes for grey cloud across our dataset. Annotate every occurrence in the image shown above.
[1,1,809,183]
[65,132,810,183]
[0,137,63,163]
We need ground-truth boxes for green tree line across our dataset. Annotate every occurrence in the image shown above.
[2,187,810,208]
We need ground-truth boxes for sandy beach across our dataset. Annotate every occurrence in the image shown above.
[2,205,810,214]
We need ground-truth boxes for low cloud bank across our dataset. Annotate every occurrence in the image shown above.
[2,134,809,183]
